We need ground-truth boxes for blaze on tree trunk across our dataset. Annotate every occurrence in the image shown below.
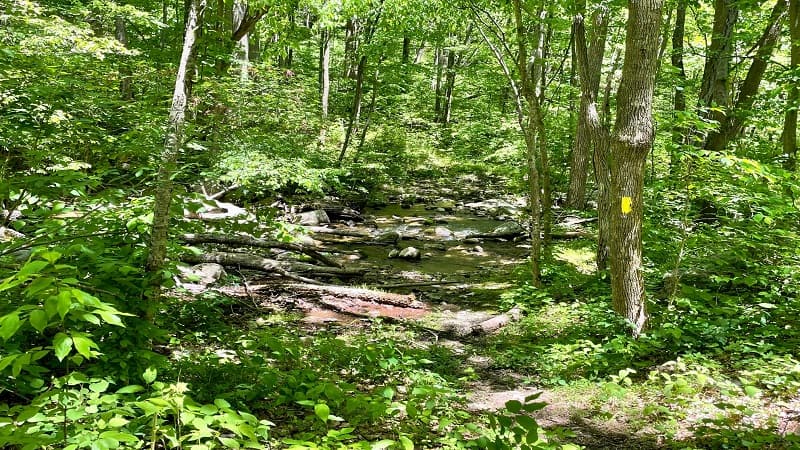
[567,8,608,210]
[785,0,800,170]
[145,0,206,319]
[609,0,662,337]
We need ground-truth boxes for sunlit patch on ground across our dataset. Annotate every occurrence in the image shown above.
[555,246,596,274]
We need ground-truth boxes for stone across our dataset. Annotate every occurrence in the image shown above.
[490,222,525,237]
[388,249,400,259]
[297,209,330,226]
[398,247,421,260]
[375,231,401,244]
[178,263,225,287]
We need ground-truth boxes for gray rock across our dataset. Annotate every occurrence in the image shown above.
[490,222,525,237]
[297,209,330,226]
[434,226,453,238]
[375,231,401,244]
[398,247,421,260]
[178,263,226,287]
[388,249,400,258]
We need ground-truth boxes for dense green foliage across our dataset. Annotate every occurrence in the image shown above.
[2,0,800,448]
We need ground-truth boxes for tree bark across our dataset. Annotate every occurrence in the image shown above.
[670,0,687,174]
[433,44,444,120]
[115,16,133,100]
[319,28,331,119]
[232,0,249,82]
[608,0,662,337]
[402,35,411,63]
[338,55,367,164]
[355,59,382,160]
[705,0,788,151]
[344,18,359,78]
[567,8,609,210]
[785,0,800,170]
[698,0,738,129]
[440,26,474,125]
[146,0,206,318]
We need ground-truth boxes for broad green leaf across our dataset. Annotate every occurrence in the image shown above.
[90,379,110,393]
[97,310,124,326]
[505,400,522,413]
[0,354,19,372]
[99,431,138,443]
[218,437,241,448]
[116,385,144,394]
[107,416,130,427]
[53,333,73,361]
[743,385,760,397]
[29,309,48,332]
[314,403,330,421]
[142,367,157,384]
[0,313,22,340]
[371,440,395,450]
[399,436,414,450]
[57,291,72,319]
[18,260,49,278]
[73,335,97,359]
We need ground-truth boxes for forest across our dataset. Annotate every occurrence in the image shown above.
[1,0,800,448]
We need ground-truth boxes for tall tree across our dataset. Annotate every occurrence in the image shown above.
[698,0,738,132]
[670,0,687,173]
[567,3,609,210]
[785,0,800,170]
[608,0,662,336]
[704,0,788,151]
[146,0,206,318]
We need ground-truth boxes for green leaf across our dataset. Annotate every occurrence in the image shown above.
[142,366,157,384]
[371,440,395,449]
[57,291,72,319]
[99,431,138,443]
[73,335,97,359]
[53,333,73,361]
[97,310,124,326]
[399,436,414,450]
[39,251,62,264]
[218,437,241,448]
[756,303,777,309]
[505,400,522,413]
[0,354,19,372]
[743,385,760,397]
[90,379,110,393]
[116,385,144,394]
[314,403,330,421]
[29,309,48,333]
[18,260,49,278]
[107,416,130,427]
[0,313,22,340]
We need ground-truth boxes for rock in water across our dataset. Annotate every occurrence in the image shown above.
[434,226,453,239]
[490,222,525,237]
[297,209,330,226]
[398,247,421,260]
[375,231,401,244]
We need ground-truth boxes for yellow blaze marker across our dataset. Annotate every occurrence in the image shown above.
[621,196,632,214]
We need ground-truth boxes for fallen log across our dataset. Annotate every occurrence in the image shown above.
[377,280,464,289]
[180,233,343,268]
[305,226,373,238]
[283,283,425,309]
[472,307,522,335]
[182,252,365,284]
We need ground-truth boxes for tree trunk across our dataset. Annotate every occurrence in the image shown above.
[567,8,608,210]
[232,0,249,82]
[670,0,687,174]
[402,35,411,63]
[344,18,359,78]
[440,26,473,125]
[785,0,800,170]
[414,42,426,63]
[698,0,738,128]
[433,45,444,120]
[608,0,662,337]
[338,55,367,164]
[146,0,206,318]
[705,0,787,151]
[356,59,382,160]
[115,16,133,100]
[319,28,331,119]
[532,8,552,244]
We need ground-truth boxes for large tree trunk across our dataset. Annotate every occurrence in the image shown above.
[344,18,359,78]
[440,26,473,125]
[433,45,444,120]
[355,59,382,160]
[402,35,411,63]
[567,8,609,210]
[146,0,206,318]
[705,0,787,151]
[698,0,738,129]
[608,0,662,337]
[115,16,133,100]
[785,0,800,170]
[531,9,552,243]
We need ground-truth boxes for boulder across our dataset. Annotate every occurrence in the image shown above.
[398,247,421,260]
[434,226,453,238]
[177,263,226,287]
[297,209,330,226]
[375,231,401,244]
[388,248,400,258]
